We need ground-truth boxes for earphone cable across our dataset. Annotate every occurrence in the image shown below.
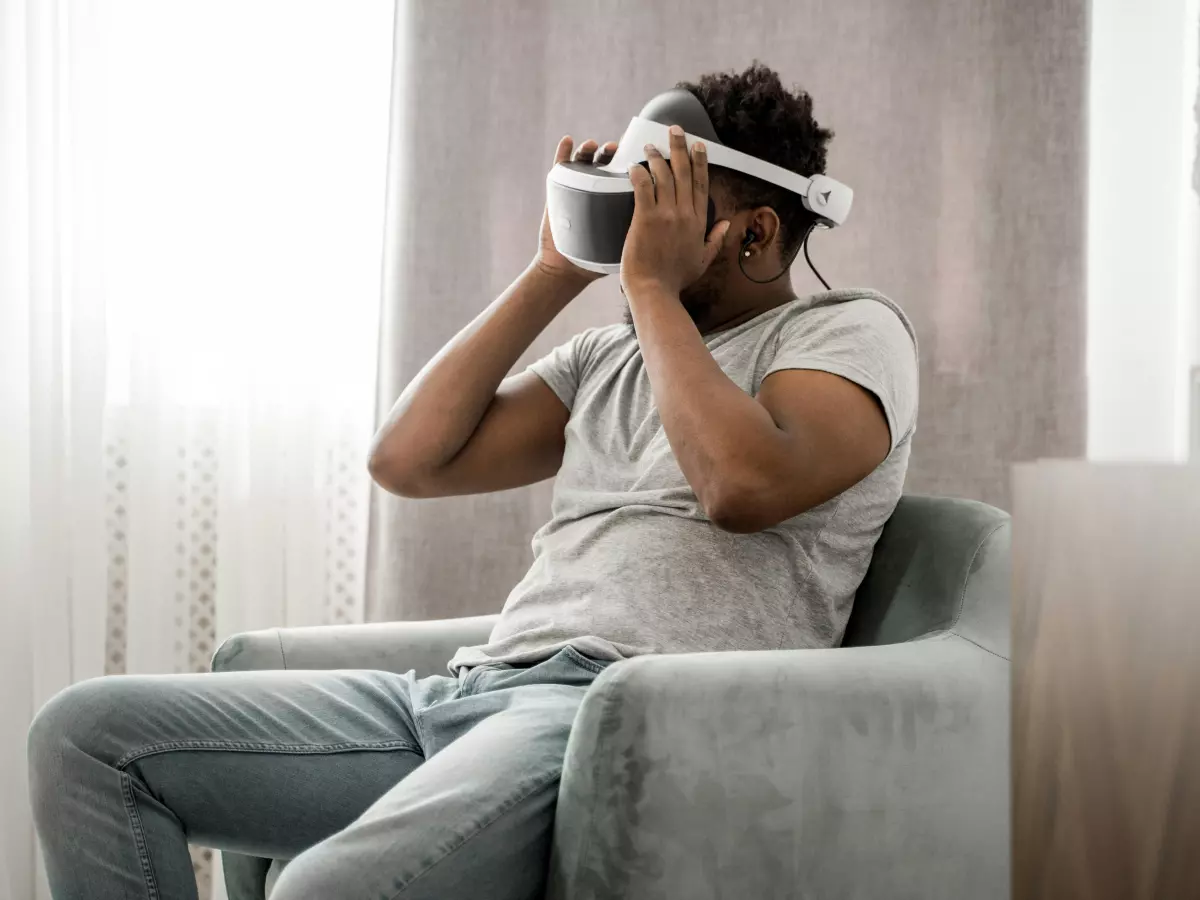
[803,226,831,291]
[737,221,830,290]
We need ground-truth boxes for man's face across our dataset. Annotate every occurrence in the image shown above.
[622,180,740,329]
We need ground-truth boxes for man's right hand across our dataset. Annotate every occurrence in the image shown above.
[535,136,618,283]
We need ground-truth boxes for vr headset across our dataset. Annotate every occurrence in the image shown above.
[546,88,854,276]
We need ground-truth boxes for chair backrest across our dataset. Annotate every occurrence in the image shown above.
[842,494,1011,659]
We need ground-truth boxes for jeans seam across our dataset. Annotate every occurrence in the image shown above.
[459,647,606,695]
[560,646,606,675]
[120,771,161,900]
[457,667,479,698]
[114,738,421,771]
[387,770,561,899]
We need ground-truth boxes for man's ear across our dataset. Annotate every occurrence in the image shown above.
[748,207,783,251]
[739,207,783,261]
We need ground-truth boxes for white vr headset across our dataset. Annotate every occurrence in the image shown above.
[546,88,853,276]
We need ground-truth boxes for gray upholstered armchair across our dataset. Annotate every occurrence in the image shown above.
[213,494,1011,900]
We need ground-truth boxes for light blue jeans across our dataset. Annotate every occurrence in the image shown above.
[28,645,609,900]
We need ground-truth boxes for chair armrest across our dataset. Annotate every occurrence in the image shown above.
[549,635,1009,900]
[210,615,499,677]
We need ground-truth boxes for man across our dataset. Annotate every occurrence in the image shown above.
[29,64,917,900]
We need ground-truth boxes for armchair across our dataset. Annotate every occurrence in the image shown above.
[213,494,1011,899]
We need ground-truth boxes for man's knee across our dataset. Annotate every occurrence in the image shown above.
[28,677,132,806]
[269,847,371,900]
[31,678,109,757]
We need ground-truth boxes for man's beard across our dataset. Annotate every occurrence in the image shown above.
[621,258,727,333]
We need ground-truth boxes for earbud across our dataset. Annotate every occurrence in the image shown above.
[741,230,754,258]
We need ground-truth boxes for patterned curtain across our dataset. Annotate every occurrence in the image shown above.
[100,410,371,895]
[1,3,392,897]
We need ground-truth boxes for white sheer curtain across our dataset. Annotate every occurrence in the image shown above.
[0,1,394,897]
[1087,0,1200,462]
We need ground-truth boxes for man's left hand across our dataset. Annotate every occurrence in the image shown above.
[620,125,731,298]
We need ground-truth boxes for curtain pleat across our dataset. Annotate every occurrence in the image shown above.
[368,0,1090,622]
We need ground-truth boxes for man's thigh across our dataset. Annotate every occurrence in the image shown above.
[272,681,589,900]
[33,667,433,860]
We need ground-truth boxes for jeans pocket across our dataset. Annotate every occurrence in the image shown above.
[464,646,610,695]
[556,645,609,677]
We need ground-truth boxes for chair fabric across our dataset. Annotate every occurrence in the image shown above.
[843,494,1011,658]
[213,494,1011,900]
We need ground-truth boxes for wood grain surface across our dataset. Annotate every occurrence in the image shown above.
[1012,463,1200,899]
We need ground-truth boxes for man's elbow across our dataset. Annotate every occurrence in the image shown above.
[367,448,436,499]
[702,482,777,534]
[707,505,766,533]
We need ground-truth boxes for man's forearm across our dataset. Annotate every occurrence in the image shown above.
[625,282,788,519]
[370,263,586,479]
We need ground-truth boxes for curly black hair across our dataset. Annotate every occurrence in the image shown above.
[678,63,833,257]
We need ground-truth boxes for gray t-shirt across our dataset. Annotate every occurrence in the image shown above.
[448,288,919,672]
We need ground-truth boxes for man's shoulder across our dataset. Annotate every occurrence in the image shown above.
[577,321,636,347]
[788,289,913,333]
[777,289,918,357]
[570,321,637,371]
[766,288,920,445]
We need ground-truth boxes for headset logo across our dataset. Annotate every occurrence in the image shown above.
[819,190,831,205]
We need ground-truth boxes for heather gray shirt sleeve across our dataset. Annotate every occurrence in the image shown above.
[526,332,586,411]
[765,299,919,451]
